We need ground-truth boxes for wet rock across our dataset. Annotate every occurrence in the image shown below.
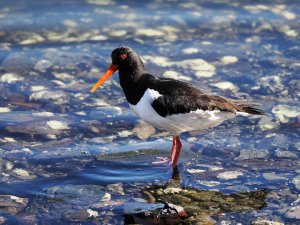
[211,81,238,91]
[63,209,90,222]
[0,73,23,83]
[107,183,125,195]
[217,171,243,180]
[272,105,299,123]
[263,172,288,181]
[275,150,298,159]
[285,206,300,219]
[293,176,300,190]
[0,195,28,215]
[18,212,38,225]
[47,120,69,130]
[133,121,156,140]
[220,56,238,65]
[0,216,6,224]
[101,193,111,201]
[34,59,52,72]
[30,90,70,105]
[188,214,216,225]
[235,149,269,160]
[252,219,284,225]
[12,168,36,180]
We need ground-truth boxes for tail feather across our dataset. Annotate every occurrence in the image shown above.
[240,106,265,115]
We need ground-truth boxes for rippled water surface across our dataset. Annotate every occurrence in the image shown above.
[0,0,299,224]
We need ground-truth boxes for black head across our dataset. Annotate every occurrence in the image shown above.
[90,46,145,93]
[111,46,144,71]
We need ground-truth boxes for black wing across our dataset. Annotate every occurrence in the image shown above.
[140,74,263,117]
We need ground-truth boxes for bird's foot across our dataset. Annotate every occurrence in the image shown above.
[151,156,171,165]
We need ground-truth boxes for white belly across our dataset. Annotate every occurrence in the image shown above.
[129,89,236,135]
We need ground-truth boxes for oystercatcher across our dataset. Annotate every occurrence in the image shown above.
[91,47,264,167]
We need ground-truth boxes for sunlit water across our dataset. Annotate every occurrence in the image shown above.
[0,0,299,224]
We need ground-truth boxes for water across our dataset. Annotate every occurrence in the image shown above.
[0,0,299,224]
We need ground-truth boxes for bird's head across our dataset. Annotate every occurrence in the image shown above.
[91,46,144,92]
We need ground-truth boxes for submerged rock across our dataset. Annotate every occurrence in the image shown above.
[0,195,28,215]
[252,219,284,225]
[132,121,156,140]
[285,206,300,219]
[235,149,269,160]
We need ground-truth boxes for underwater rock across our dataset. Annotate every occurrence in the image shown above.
[0,195,28,215]
[133,121,156,140]
[235,149,269,160]
[274,150,298,159]
[107,183,125,195]
[285,206,300,219]
[252,219,284,225]
[217,171,243,180]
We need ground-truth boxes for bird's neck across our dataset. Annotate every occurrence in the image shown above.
[118,63,146,105]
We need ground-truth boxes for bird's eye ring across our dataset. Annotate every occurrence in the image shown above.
[120,54,127,60]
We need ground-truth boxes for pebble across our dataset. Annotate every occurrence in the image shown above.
[235,149,269,160]
[211,81,238,91]
[272,105,299,123]
[179,58,216,78]
[0,107,10,113]
[13,168,36,180]
[292,177,300,190]
[87,209,99,217]
[217,171,243,180]
[163,70,192,81]
[107,183,125,195]
[220,56,238,65]
[133,121,156,140]
[182,48,199,54]
[275,150,298,159]
[0,73,23,83]
[47,120,69,130]
[101,192,111,201]
[34,59,52,72]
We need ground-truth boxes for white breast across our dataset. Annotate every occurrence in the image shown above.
[129,88,236,135]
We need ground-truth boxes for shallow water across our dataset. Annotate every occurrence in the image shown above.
[0,0,299,224]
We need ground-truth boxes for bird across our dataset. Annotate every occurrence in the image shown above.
[90,46,264,168]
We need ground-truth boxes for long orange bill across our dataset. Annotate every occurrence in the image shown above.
[90,64,118,93]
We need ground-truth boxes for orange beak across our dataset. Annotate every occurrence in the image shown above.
[90,64,118,93]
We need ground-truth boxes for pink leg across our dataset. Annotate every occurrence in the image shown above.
[171,136,182,168]
[152,136,177,165]
[170,136,177,161]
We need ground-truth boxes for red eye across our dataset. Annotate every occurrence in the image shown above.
[120,54,127,60]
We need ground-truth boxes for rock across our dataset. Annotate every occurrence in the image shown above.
[211,81,238,91]
[101,193,111,201]
[34,59,52,72]
[163,70,192,81]
[182,48,199,54]
[263,172,288,181]
[133,121,156,140]
[0,107,10,113]
[0,195,28,215]
[220,56,238,65]
[86,209,99,217]
[13,168,36,180]
[285,206,300,219]
[30,90,70,105]
[64,209,90,222]
[252,219,284,225]
[0,73,23,83]
[217,171,243,180]
[293,176,300,190]
[47,120,69,130]
[179,58,216,78]
[0,216,6,224]
[272,105,299,123]
[275,150,298,159]
[235,149,269,160]
[107,183,125,195]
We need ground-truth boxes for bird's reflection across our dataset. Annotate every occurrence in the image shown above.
[125,167,267,225]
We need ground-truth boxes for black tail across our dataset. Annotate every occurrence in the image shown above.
[241,106,265,115]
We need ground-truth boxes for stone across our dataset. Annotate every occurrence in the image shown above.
[107,183,125,195]
[235,149,269,160]
[252,219,284,225]
[275,150,298,159]
[263,172,288,181]
[0,195,28,215]
[133,121,156,140]
[285,206,300,219]
[220,56,238,65]
[293,176,300,190]
[217,171,243,180]
[211,81,238,91]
